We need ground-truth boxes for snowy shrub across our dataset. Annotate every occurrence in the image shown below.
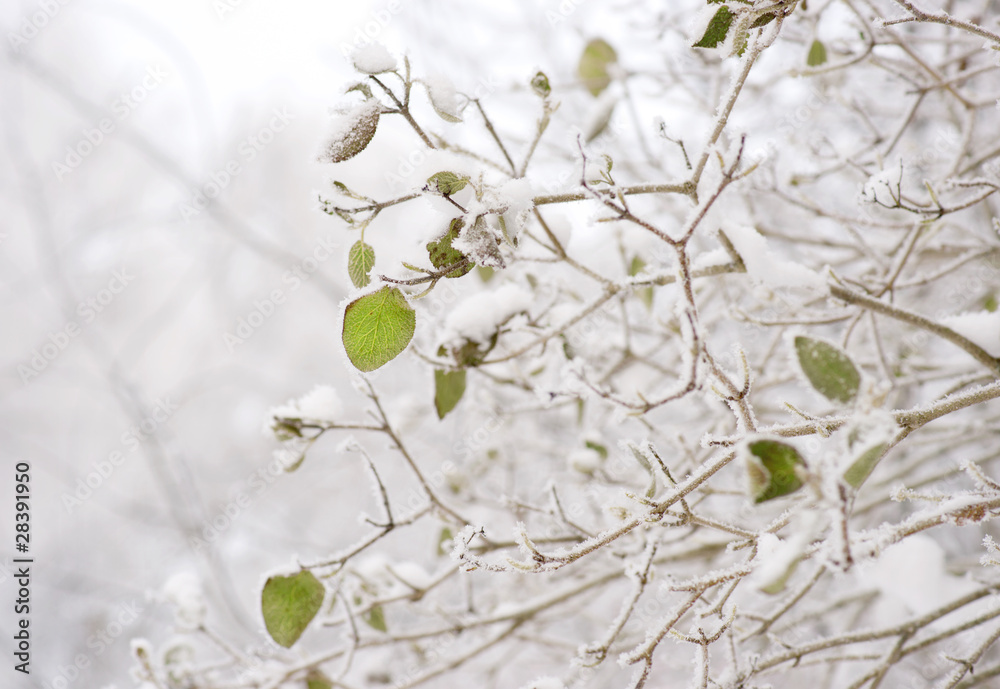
[135,2,1000,688]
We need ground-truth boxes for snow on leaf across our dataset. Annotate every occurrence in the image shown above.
[426,218,473,278]
[352,43,397,75]
[694,6,734,49]
[318,99,380,163]
[422,75,464,122]
[453,216,505,269]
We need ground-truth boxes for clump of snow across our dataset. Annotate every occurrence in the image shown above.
[725,225,827,292]
[940,311,1000,356]
[351,43,397,74]
[163,572,206,628]
[865,534,977,615]
[422,75,464,121]
[443,283,532,344]
[452,217,506,269]
[490,178,536,241]
[266,385,343,426]
[567,448,603,474]
[860,164,901,204]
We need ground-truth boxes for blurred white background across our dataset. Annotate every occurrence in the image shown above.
[0,1,669,685]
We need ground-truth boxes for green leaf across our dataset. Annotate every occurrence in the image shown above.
[363,605,387,632]
[426,171,468,196]
[434,369,467,419]
[794,336,861,404]
[531,70,552,98]
[694,6,734,49]
[807,39,828,67]
[476,266,495,283]
[437,526,454,556]
[318,100,380,163]
[578,38,618,97]
[348,241,376,288]
[746,440,805,503]
[261,571,325,648]
[426,218,473,278]
[843,443,887,489]
[343,287,416,372]
[306,671,334,689]
[750,12,777,29]
[585,440,609,460]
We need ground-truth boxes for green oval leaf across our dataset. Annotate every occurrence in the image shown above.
[426,171,468,196]
[745,440,805,503]
[578,38,617,97]
[363,604,387,632]
[261,570,325,648]
[319,100,380,163]
[348,241,376,288]
[843,443,887,489]
[306,670,334,689]
[794,336,861,404]
[694,6,735,49]
[343,287,416,372]
[807,39,828,67]
[434,369,466,419]
[427,218,473,278]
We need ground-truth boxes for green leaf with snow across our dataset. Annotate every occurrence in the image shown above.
[578,38,617,97]
[319,100,380,163]
[807,39,828,67]
[427,218,473,278]
[746,440,805,503]
[794,336,861,404]
[426,171,468,196]
[843,443,887,489]
[434,369,466,420]
[531,71,552,98]
[343,287,416,372]
[694,6,734,49]
[261,570,325,648]
[348,241,376,288]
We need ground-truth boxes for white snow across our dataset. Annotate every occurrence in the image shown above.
[865,534,977,615]
[860,164,901,204]
[267,384,343,424]
[567,448,602,474]
[162,572,206,628]
[725,225,828,292]
[444,283,532,343]
[423,74,464,121]
[351,43,397,74]
[940,310,1000,356]
[493,177,536,240]
[317,98,380,163]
